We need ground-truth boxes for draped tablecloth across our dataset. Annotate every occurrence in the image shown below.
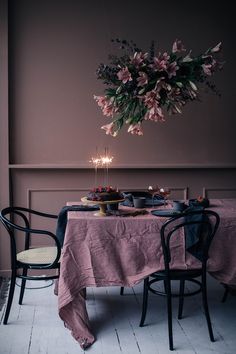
[57,199,236,349]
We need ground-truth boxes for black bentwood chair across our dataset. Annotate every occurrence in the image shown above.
[221,284,236,302]
[0,206,61,324]
[221,284,229,302]
[139,209,220,351]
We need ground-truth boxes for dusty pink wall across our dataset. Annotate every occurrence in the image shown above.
[1,0,236,275]
[8,0,236,166]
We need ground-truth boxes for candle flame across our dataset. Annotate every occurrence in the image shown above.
[90,149,114,186]
[100,156,113,165]
[90,155,113,166]
[90,157,102,166]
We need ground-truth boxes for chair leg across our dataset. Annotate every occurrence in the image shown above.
[221,285,229,303]
[166,279,174,351]
[120,287,124,295]
[19,268,28,305]
[4,270,17,325]
[81,288,87,300]
[178,279,185,319]
[163,279,167,294]
[202,276,214,342]
[139,277,149,327]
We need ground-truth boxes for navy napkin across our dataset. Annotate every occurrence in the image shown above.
[121,193,134,207]
[184,205,207,261]
[56,205,99,246]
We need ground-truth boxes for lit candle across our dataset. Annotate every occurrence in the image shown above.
[100,147,113,186]
[89,147,101,186]
[90,147,113,186]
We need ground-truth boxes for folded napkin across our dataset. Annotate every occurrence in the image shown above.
[56,205,99,246]
[184,206,207,261]
[189,198,210,208]
[121,194,134,207]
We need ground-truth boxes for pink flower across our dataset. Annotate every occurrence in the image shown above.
[150,52,170,71]
[167,61,179,78]
[144,103,165,122]
[102,103,117,117]
[130,51,148,67]
[137,72,148,87]
[202,59,220,76]
[202,63,213,76]
[93,95,108,108]
[172,39,186,53]
[117,67,132,83]
[167,87,181,100]
[212,60,224,71]
[101,122,118,136]
[143,90,160,108]
[143,91,156,107]
[161,52,170,61]
[127,123,143,135]
[94,95,117,117]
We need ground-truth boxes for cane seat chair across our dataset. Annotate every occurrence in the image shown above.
[0,206,61,324]
[139,209,220,351]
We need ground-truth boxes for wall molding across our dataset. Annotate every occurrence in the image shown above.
[9,163,236,169]
[27,188,90,209]
[203,188,236,198]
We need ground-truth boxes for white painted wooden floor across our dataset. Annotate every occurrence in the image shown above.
[0,276,235,354]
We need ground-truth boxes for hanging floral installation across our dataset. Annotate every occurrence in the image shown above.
[94,38,224,136]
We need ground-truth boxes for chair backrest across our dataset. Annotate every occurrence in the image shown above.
[160,209,220,273]
[0,206,61,269]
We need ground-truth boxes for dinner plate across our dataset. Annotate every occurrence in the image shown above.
[151,209,182,217]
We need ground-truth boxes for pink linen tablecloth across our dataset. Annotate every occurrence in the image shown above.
[57,199,236,349]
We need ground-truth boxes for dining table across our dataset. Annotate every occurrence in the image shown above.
[56,198,236,349]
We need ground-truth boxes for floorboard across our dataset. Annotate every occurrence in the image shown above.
[0,276,235,354]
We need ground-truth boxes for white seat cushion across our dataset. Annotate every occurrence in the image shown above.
[17,246,59,265]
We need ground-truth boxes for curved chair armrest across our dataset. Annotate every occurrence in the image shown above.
[2,206,58,219]
[0,207,61,268]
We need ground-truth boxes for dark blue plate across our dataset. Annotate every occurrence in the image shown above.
[151,209,181,217]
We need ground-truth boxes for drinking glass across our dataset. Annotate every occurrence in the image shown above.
[159,187,171,205]
[147,185,160,207]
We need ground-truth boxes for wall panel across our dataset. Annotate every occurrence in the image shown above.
[1,167,236,274]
